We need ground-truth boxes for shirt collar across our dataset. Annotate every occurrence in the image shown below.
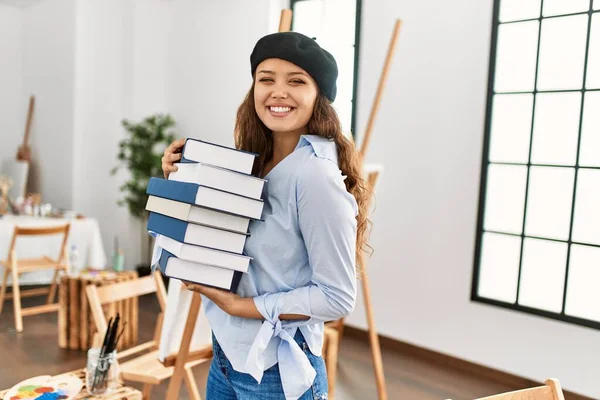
[296,134,338,164]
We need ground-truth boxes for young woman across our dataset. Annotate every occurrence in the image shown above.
[161,32,371,400]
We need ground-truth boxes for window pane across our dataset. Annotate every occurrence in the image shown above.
[542,0,589,17]
[484,165,528,234]
[478,232,522,303]
[518,238,567,312]
[586,14,600,89]
[489,94,533,163]
[525,166,575,240]
[499,0,541,22]
[572,169,600,245]
[537,15,588,90]
[565,244,600,322]
[595,0,600,10]
[579,92,600,166]
[293,0,356,134]
[494,21,539,92]
[530,92,581,165]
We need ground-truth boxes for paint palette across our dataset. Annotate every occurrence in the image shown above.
[78,268,117,281]
[4,374,83,400]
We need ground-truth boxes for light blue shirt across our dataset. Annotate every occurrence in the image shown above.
[155,134,358,400]
[205,134,358,399]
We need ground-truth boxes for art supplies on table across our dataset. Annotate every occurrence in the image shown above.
[3,373,83,400]
[87,313,126,395]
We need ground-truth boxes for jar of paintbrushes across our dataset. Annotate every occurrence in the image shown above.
[85,313,125,395]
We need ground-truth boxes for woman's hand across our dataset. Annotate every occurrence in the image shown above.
[161,138,186,178]
[185,283,263,320]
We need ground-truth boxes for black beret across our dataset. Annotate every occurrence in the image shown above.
[250,32,338,102]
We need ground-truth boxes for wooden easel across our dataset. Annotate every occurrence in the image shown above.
[323,16,402,400]
[17,95,35,162]
[350,18,403,400]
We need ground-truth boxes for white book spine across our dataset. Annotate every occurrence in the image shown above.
[195,186,263,220]
[185,140,255,175]
[164,258,234,289]
[146,196,191,221]
[188,206,250,233]
[185,223,246,254]
[157,235,250,272]
[170,163,264,200]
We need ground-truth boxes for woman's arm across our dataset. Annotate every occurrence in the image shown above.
[161,138,185,178]
[186,158,357,327]
[185,284,310,321]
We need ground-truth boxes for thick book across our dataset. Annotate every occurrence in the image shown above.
[156,234,251,273]
[147,212,248,254]
[169,162,265,200]
[181,138,257,175]
[145,195,250,234]
[147,177,264,220]
[159,250,243,292]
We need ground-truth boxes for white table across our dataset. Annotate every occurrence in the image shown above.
[0,215,107,285]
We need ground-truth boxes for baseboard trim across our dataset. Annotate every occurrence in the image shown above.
[343,326,593,400]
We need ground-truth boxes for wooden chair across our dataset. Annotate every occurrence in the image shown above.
[446,378,566,400]
[85,271,210,400]
[0,224,70,332]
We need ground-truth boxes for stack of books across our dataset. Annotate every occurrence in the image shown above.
[145,138,265,292]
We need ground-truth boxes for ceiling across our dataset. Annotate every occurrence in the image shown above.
[0,0,48,9]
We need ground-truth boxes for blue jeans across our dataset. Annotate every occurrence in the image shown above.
[206,331,328,399]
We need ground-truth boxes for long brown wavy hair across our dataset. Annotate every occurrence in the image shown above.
[234,83,372,266]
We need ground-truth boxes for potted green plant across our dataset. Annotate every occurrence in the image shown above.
[111,114,177,276]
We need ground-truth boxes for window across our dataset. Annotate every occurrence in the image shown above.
[290,0,362,137]
[472,0,600,329]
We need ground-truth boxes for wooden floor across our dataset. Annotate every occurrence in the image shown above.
[0,293,582,399]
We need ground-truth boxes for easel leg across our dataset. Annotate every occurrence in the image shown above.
[142,383,152,399]
[47,268,60,304]
[359,252,387,400]
[0,267,9,315]
[184,366,202,400]
[11,268,23,332]
[325,329,339,400]
[165,292,202,400]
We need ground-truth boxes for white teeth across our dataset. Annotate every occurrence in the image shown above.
[269,106,292,113]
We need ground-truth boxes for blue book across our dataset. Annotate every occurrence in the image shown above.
[147,212,248,254]
[159,250,243,292]
[145,195,251,234]
[147,177,264,220]
[181,138,258,175]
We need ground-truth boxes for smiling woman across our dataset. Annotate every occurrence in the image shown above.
[254,60,319,142]
[161,31,372,400]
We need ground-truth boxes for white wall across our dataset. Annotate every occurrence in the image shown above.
[167,0,274,147]
[71,0,139,269]
[345,0,600,398]
[0,5,22,163]
[20,0,75,208]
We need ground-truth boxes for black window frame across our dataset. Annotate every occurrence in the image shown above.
[472,0,600,331]
[289,0,362,139]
